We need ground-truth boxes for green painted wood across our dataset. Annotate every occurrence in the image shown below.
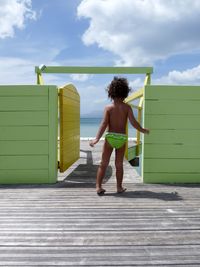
[0,155,48,169]
[144,159,200,173]
[35,66,153,74]
[143,85,200,183]
[144,115,200,129]
[48,86,58,183]
[0,170,49,184]
[0,86,48,96]
[127,144,142,160]
[145,85,200,100]
[0,85,58,184]
[143,173,200,183]
[128,146,137,160]
[0,141,48,155]
[144,129,200,144]
[145,99,200,114]
[0,111,48,126]
[0,97,48,111]
[144,144,200,158]
[0,126,48,140]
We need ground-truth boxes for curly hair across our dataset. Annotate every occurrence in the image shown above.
[106,76,131,100]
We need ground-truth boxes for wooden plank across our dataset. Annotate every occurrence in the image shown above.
[1,218,200,230]
[144,129,200,145]
[48,86,58,183]
[144,114,200,129]
[0,155,48,169]
[59,85,80,173]
[0,229,199,246]
[144,144,200,158]
[0,96,48,111]
[0,85,48,96]
[143,172,200,183]
[0,126,48,140]
[0,111,48,126]
[0,255,199,266]
[1,245,200,257]
[145,85,200,100]
[0,141,48,155]
[144,158,200,173]
[145,99,200,114]
[36,66,153,74]
[0,170,49,184]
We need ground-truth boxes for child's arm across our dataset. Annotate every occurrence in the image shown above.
[128,105,150,134]
[89,107,109,147]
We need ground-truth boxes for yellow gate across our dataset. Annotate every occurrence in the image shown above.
[59,84,80,172]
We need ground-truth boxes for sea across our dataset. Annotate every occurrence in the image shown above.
[80,118,136,138]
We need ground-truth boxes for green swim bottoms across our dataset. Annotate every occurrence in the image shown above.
[105,132,127,149]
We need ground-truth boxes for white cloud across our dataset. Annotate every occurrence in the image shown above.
[0,57,36,84]
[78,0,200,65]
[78,84,110,115]
[93,97,107,104]
[0,0,36,39]
[153,65,200,85]
[129,78,144,90]
[70,74,93,82]
[0,57,69,85]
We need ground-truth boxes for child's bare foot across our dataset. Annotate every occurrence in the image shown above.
[117,187,127,193]
[96,188,106,196]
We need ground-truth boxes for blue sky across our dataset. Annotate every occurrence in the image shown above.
[0,0,200,116]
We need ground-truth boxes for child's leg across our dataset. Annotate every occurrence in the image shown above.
[115,144,126,192]
[96,140,113,192]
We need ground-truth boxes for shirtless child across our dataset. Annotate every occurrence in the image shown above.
[89,77,150,195]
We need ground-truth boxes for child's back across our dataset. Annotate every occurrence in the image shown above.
[106,100,129,134]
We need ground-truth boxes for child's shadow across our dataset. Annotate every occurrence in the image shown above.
[105,190,183,201]
[63,149,112,187]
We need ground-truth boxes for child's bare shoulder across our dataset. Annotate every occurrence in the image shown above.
[122,102,131,110]
[105,104,114,111]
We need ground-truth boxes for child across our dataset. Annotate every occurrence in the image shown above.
[89,77,149,195]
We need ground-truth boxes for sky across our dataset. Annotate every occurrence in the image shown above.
[0,0,200,117]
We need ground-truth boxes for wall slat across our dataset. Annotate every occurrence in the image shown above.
[0,86,48,96]
[144,144,200,158]
[0,155,48,169]
[0,111,48,126]
[0,97,48,111]
[145,100,200,114]
[144,129,200,144]
[0,141,48,155]
[0,126,48,140]
[145,85,200,100]
[145,114,200,129]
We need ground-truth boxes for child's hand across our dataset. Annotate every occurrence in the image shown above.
[143,128,150,134]
[89,138,99,147]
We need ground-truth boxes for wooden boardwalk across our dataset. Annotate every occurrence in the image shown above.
[0,140,200,266]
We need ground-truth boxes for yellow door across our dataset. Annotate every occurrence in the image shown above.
[59,84,80,172]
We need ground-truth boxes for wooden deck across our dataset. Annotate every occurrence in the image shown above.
[0,140,200,266]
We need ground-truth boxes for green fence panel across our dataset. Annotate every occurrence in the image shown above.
[0,85,58,184]
[143,85,200,183]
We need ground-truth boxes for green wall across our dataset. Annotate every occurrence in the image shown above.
[0,85,58,184]
[143,85,200,183]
